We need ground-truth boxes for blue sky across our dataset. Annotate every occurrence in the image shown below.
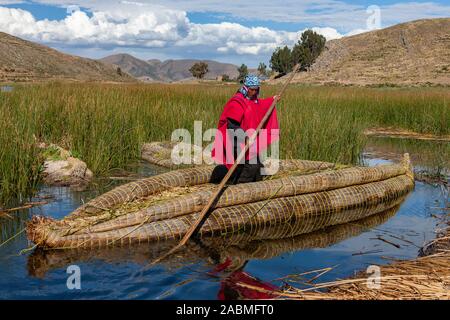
[1,0,449,66]
[187,0,449,30]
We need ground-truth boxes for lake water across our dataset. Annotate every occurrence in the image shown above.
[0,137,448,299]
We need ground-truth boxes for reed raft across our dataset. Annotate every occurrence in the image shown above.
[26,154,414,250]
[27,203,401,277]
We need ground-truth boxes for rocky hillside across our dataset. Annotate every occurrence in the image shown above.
[277,18,450,86]
[101,54,240,82]
[0,32,134,82]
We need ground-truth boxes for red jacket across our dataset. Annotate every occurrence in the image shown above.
[211,92,279,169]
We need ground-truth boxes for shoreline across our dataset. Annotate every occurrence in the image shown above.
[364,127,450,142]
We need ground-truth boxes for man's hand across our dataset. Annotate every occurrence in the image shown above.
[273,95,281,102]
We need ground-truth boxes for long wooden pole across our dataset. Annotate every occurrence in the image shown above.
[151,64,300,265]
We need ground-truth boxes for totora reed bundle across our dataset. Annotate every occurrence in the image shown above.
[27,155,414,250]
[28,204,401,277]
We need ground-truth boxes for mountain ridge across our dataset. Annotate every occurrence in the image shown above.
[0,32,134,82]
[2,18,448,85]
[100,55,241,82]
[273,18,450,86]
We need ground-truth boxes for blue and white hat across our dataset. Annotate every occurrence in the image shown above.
[244,74,260,88]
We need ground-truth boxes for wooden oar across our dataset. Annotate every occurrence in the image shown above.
[150,64,300,265]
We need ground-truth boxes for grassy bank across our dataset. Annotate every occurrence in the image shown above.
[0,82,448,204]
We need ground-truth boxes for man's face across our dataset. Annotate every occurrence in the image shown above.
[247,87,259,99]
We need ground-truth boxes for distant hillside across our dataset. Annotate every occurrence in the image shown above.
[0,32,134,82]
[101,54,160,79]
[100,54,240,82]
[274,18,450,86]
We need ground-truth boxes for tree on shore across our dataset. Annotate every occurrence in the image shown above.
[292,30,326,70]
[270,46,293,75]
[237,64,248,83]
[269,30,326,74]
[189,62,209,79]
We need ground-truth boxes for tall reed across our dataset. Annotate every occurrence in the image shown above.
[0,82,448,204]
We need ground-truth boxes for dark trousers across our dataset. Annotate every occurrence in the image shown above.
[210,160,263,185]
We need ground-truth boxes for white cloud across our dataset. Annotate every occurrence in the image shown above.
[29,0,450,31]
[0,6,347,57]
[175,22,351,56]
[0,6,189,46]
[30,0,361,28]
[1,1,448,65]
[178,22,301,56]
[310,27,345,40]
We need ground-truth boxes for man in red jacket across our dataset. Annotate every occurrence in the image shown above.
[211,74,280,184]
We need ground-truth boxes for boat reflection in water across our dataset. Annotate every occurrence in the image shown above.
[28,196,404,299]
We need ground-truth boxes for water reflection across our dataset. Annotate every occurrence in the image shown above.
[28,201,402,279]
[365,137,450,178]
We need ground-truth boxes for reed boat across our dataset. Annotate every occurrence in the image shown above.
[28,203,402,277]
[27,154,414,250]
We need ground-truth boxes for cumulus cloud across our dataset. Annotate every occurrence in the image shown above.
[135,1,450,30]
[0,6,350,56]
[1,1,444,63]
[205,25,349,55]
[178,22,301,55]
[30,0,450,31]
[0,6,189,46]
[27,0,362,29]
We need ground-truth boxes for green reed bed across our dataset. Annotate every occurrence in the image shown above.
[0,82,448,204]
